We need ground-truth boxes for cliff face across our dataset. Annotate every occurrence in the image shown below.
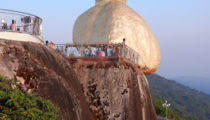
[72,60,157,120]
[0,39,157,120]
[0,39,93,120]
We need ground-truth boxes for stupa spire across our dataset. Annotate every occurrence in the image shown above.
[96,0,126,5]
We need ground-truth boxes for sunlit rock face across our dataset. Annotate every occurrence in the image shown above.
[73,0,161,74]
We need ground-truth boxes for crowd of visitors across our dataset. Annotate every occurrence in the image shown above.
[45,38,140,64]
[1,19,17,31]
[82,45,115,57]
[56,45,120,58]
[0,16,42,35]
[45,40,55,49]
[52,43,139,64]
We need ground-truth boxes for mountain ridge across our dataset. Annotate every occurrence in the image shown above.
[171,76,210,94]
[147,74,210,120]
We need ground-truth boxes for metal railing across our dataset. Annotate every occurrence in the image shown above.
[0,9,42,38]
[53,43,140,65]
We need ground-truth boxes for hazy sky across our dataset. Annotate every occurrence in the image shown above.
[1,0,210,78]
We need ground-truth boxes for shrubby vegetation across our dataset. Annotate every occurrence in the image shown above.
[148,74,210,120]
[154,98,181,120]
[0,75,59,120]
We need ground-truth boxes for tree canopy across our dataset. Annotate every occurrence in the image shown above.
[0,75,59,120]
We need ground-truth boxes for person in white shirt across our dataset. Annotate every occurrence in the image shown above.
[91,47,97,57]
[84,47,90,57]
[101,50,105,57]
[107,46,112,57]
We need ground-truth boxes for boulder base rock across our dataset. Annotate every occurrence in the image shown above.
[0,39,93,120]
[71,59,157,120]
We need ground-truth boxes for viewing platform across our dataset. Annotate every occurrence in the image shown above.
[52,42,142,66]
[0,9,43,43]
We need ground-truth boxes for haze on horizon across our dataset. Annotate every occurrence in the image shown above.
[1,0,210,79]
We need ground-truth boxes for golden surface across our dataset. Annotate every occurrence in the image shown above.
[73,0,161,74]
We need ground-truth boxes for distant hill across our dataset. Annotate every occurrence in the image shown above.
[147,74,210,120]
[171,76,210,95]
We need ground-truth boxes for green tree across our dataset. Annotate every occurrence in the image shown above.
[154,98,182,120]
[154,99,166,117]
[0,75,59,120]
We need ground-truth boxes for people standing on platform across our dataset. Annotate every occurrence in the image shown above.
[91,46,97,57]
[64,46,69,57]
[98,48,102,57]
[115,45,120,57]
[101,47,105,57]
[48,41,55,49]
[21,16,31,33]
[73,47,80,57]
[121,38,126,57]
[1,19,7,30]
[107,46,112,57]
[10,20,16,31]
[84,46,90,57]
[45,40,49,46]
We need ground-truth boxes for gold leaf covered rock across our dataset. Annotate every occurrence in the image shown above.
[73,0,161,74]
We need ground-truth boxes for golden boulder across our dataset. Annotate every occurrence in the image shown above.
[73,0,161,74]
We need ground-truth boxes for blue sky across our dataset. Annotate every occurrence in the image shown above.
[1,0,210,78]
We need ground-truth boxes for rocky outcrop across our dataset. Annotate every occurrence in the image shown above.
[71,60,157,120]
[0,39,93,120]
[0,39,157,120]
